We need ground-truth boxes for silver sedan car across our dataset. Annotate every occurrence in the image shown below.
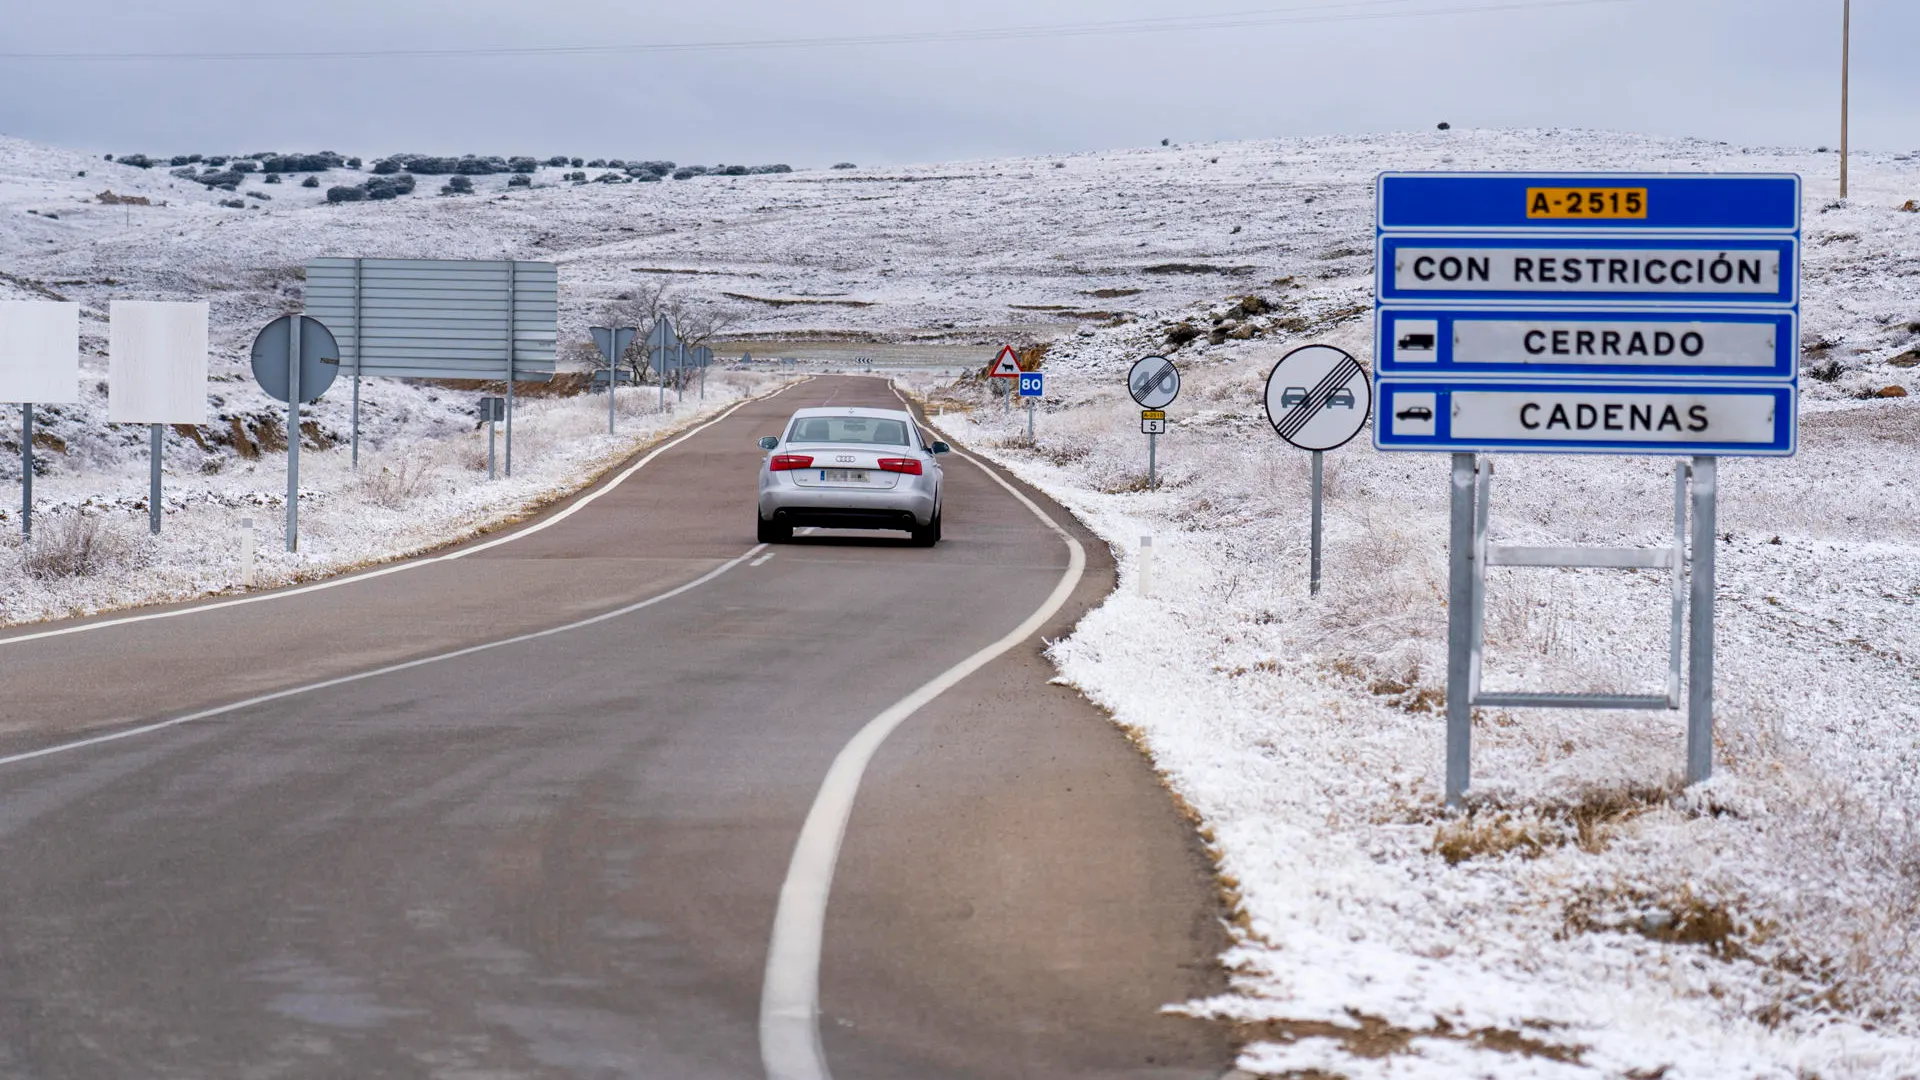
[756,407,949,545]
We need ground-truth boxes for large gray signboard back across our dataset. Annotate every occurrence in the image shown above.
[304,258,558,381]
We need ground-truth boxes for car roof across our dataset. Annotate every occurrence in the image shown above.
[786,407,912,421]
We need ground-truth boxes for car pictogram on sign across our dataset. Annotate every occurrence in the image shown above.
[1395,405,1434,421]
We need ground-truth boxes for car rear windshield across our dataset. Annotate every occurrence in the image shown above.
[786,417,910,446]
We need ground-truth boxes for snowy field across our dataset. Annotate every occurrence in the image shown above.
[5,128,1919,1076]
[897,140,1918,1077]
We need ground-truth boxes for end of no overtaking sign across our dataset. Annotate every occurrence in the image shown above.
[1263,344,1372,451]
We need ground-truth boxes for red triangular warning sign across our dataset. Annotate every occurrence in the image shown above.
[989,345,1022,377]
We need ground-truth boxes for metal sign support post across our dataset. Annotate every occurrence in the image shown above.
[19,404,31,539]
[488,416,497,480]
[148,424,163,535]
[286,313,302,554]
[1310,450,1324,596]
[1147,430,1157,490]
[1688,457,1717,784]
[350,257,362,469]
[1444,454,1476,804]
[504,266,516,477]
[1443,454,1712,806]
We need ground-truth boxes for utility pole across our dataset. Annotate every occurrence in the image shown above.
[1839,0,1851,200]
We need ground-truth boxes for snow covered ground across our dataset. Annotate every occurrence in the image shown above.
[898,138,1918,1077]
[4,127,1918,1075]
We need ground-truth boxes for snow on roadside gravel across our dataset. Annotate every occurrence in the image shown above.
[902,158,1920,1075]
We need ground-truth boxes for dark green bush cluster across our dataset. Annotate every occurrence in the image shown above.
[440,175,474,196]
[260,152,344,172]
[326,173,416,202]
[672,164,791,179]
[373,154,509,176]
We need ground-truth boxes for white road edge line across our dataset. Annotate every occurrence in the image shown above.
[0,545,769,769]
[0,379,808,648]
[750,552,777,567]
[759,388,1087,1080]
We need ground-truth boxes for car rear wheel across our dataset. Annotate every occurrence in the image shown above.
[910,511,941,547]
[758,514,792,544]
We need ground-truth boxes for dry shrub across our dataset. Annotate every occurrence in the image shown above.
[1433,812,1564,864]
[358,456,438,507]
[1432,782,1679,864]
[21,513,144,580]
[1565,882,1763,963]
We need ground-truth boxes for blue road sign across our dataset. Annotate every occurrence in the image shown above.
[1019,371,1044,397]
[1374,172,1800,457]
[1376,173,1801,233]
[1374,380,1795,456]
[1377,307,1797,382]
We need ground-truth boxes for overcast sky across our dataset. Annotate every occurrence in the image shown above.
[1,0,1910,166]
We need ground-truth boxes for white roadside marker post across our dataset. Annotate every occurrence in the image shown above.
[1139,535,1154,598]
[240,515,255,588]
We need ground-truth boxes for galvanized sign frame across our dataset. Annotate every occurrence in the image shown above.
[1374,171,1802,805]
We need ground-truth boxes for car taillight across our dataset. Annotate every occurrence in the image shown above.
[769,454,813,471]
[876,458,922,475]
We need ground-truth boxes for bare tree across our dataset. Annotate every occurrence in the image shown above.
[582,282,744,389]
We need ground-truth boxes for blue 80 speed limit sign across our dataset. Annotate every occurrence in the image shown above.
[1263,344,1373,451]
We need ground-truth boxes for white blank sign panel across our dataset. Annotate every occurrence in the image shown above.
[109,301,208,424]
[0,301,81,404]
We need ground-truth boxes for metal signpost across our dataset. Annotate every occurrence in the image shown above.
[989,345,1022,412]
[1373,172,1801,806]
[1018,370,1044,440]
[646,317,679,410]
[590,325,638,433]
[695,345,713,400]
[108,301,209,536]
[478,396,505,479]
[1263,344,1372,596]
[305,259,558,476]
[0,301,80,538]
[1128,354,1179,490]
[250,313,340,554]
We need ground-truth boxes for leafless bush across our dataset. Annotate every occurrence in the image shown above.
[357,456,438,507]
[20,513,145,580]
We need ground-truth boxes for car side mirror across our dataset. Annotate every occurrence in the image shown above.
[758,436,779,450]
[930,441,951,455]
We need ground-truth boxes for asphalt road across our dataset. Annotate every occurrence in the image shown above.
[0,376,1232,1079]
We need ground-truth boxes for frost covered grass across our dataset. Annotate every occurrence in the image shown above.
[901,147,1920,1076]
[0,371,791,627]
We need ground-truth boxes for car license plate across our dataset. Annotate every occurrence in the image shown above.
[820,469,867,482]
